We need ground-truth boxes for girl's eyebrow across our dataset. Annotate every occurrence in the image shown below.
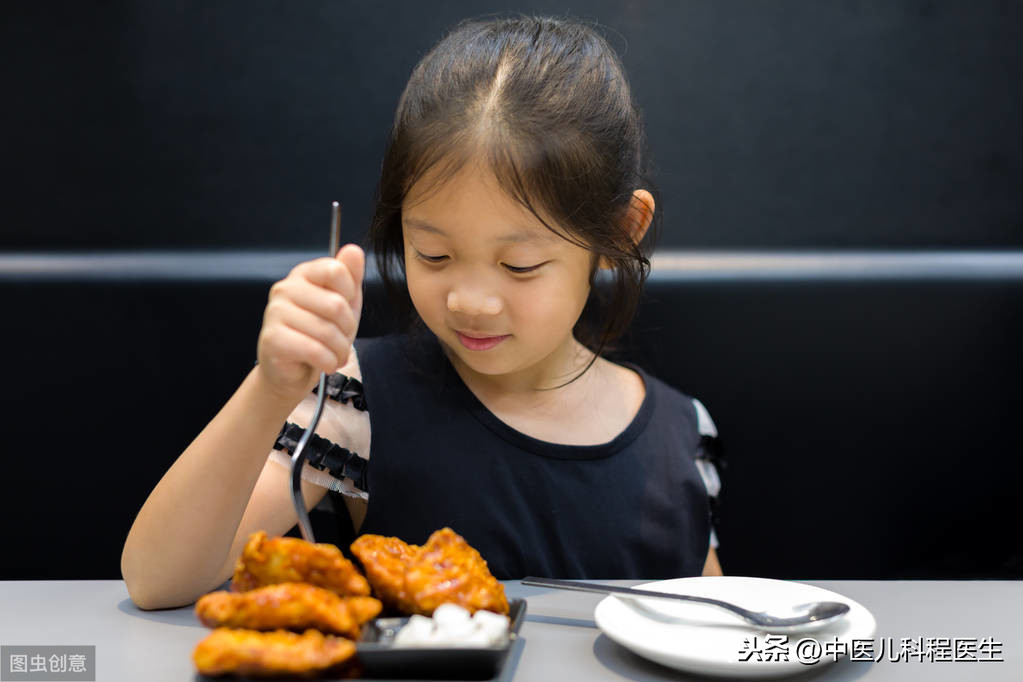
[403,217,446,235]
[403,217,557,244]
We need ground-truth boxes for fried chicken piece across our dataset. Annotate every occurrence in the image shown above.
[347,533,421,614]
[232,530,370,597]
[193,627,357,677]
[351,527,508,616]
[406,528,509,615]
[196,582,382,639]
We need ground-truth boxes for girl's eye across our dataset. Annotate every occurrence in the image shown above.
[502,262,546,274]
[415,251,448,264]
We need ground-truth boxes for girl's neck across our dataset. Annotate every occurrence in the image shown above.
[444,335,597,400]
[441,335,646,447]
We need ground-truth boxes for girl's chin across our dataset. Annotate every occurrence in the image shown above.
[441,339,519,375]
[449,346,513,373]
[439,329,585,378]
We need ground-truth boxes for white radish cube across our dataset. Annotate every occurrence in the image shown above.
[472,610,510,643]
[432,603,471,626]
[458,629,495,647]
[393,614,435,646]
[430,619,477,644]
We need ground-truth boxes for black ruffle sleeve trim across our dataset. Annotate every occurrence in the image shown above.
[313,373,368,411]
[696,433,725,532]
[697,434,725,474]
[273,421,368,492]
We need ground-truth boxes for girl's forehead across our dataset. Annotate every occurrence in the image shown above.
[403,215,561,245]
[404,158,507,208]
[402,164,567,243]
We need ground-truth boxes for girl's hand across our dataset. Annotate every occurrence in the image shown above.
[255,244,365,403]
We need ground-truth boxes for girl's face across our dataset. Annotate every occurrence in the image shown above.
[402,161,595,387]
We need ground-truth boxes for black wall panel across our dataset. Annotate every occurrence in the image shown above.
[4,1,1021,250]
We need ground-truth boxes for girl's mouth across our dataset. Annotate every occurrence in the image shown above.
[455,331,510,351]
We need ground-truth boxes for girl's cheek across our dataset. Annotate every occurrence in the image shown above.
[408,270,445,309]
[510,288,552,319]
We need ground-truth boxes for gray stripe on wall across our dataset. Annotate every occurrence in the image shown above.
[2,250,1023,282]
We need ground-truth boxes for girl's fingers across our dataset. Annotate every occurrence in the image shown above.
[261,324,340,376]
[294,254,360,305]
[268,301,352,367]
[258,248,365,381]
[276,279,358,337]
[336,244,365,314]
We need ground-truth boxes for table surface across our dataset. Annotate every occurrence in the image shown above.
[0,579,1019,681]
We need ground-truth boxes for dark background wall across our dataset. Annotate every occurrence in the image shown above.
[3,0,1021,251]
[2,2,1022,582]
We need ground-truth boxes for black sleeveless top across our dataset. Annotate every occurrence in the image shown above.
[333,333,711,580]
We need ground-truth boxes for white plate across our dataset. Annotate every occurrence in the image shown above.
[594,577,876,679]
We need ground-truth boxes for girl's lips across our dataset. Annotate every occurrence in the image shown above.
[456,331,510,351]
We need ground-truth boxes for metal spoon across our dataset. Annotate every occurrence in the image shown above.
[289,201,342,543]
[521,576,850,632]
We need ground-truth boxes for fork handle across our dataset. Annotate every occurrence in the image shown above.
[288,202,343,543]
[520,576,756,620]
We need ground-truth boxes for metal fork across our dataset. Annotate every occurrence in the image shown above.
[289,201,342,542]
[522,577,850,631]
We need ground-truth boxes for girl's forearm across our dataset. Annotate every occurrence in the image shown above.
[120,366,297,609]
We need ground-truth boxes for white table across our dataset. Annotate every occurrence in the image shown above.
[0,580,1020,680]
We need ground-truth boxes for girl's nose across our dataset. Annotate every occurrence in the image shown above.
[446,289,502,316]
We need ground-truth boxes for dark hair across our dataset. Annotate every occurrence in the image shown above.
[369,15,658,366]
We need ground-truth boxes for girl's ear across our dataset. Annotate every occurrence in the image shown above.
[626,189,655,245]
[599,189,655,270]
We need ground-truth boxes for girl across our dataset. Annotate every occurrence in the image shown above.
[121,15,723,610]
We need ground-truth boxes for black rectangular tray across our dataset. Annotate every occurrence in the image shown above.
[356,598,527,680]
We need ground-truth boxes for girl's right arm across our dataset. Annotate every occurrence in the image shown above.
[120,245,365,610]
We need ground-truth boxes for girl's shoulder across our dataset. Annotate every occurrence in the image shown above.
[624,362,723,508]
[600,358,647,422]
[611,359,690,408]
[353,332,406,357]
[353,332,451,397]
[354,330,441,364]
[353,333,429,377]
[613,360,716,439]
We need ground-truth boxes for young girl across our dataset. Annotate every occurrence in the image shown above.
[121,15,723,610]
